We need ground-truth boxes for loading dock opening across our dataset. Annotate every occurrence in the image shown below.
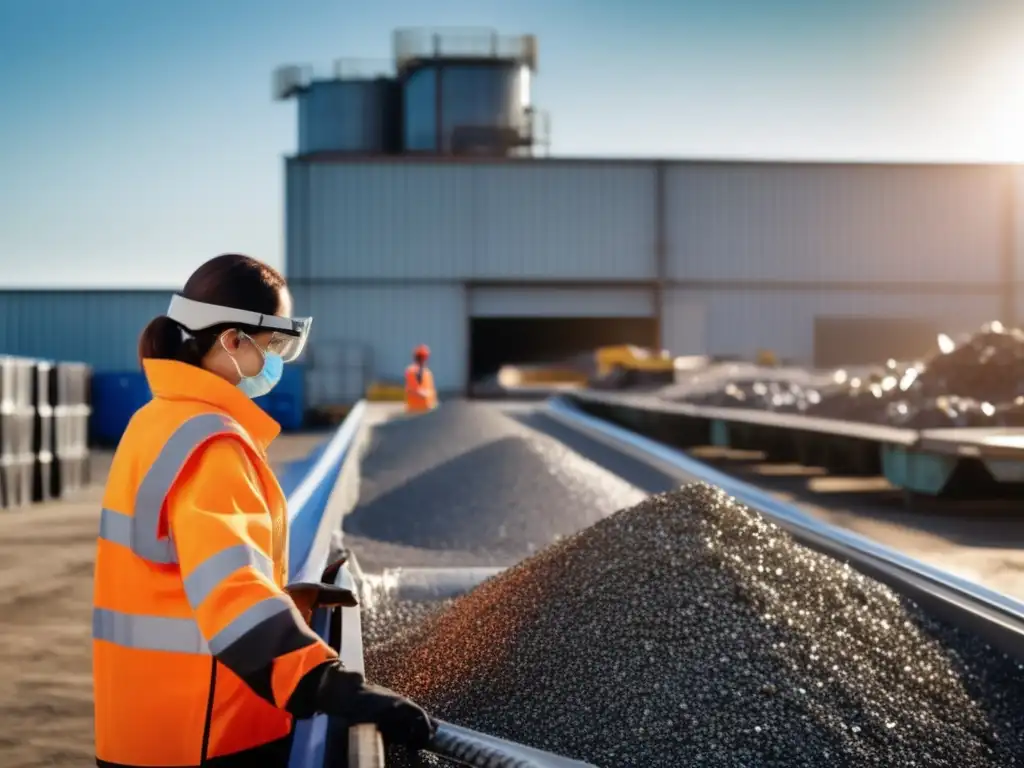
[469,316,658,383]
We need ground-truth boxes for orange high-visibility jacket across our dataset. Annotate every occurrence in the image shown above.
[404,363,437,413]
[93,359,337,768]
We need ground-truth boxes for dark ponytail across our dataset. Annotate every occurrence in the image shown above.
[137,315,207,366]
[138,254,286,368]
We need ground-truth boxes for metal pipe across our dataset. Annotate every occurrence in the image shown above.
[427,721,597,768]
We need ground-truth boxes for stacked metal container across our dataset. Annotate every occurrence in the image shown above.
[51,362,92,499]
[0,356,91,508]
[0,357,37,507]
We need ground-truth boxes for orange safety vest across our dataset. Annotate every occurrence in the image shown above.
[404,363,437,413]
[93,359,337,768]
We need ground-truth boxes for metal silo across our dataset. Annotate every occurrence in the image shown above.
[274,62,401,154]
[395,28,545,156]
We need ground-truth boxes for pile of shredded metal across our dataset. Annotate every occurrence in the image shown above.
[344,402,644,571]
[367,484,1024,768]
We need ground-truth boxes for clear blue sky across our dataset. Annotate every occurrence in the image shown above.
[1,0,1022,289]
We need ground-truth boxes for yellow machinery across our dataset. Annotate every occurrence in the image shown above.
[365,381,406,402]
[591,345,675,388]
[497,365,590,388]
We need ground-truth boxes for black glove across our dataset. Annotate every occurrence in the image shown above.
[344,682,436,750]
[288,662,436,751]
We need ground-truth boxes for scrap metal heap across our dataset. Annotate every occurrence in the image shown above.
[665,321,1024,429]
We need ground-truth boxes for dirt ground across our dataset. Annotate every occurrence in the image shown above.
[0,434,327,768]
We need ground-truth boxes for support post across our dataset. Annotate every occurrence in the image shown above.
[653,161,667,349]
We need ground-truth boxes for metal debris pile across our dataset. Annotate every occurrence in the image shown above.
[664,322,1024,428]
[344,402,644,571]
[367,483,1024,768]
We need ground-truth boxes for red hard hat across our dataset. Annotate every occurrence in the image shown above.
[414,344,430,359]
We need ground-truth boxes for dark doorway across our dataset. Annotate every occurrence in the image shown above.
[469,316,658,382]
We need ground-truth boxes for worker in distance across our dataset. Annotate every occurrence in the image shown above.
[92,253,435,767]
[404,343,438,413]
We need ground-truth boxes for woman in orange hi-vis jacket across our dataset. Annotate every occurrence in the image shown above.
[92,254,434,768]
[404,344,438,413]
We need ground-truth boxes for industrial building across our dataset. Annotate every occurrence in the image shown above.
[2,28,1023,409]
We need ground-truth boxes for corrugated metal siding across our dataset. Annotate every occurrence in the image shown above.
[292,283,467,404]
[663,287,1001,363]
[471,163,656,279]
[287,160,657,281]
[661,293,708,356]
[0,290,170,370]
[469,287,654,317]
[664,164,1013,284]
[293,162,476,280]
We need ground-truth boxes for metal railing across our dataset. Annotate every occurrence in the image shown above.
[393,27,538,72]
[272,60,393,100]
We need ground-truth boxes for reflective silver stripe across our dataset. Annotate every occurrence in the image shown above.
[208,595,292,657]
[133,413,245,564]
[183,543,275,610]
[93,607,211,655]
[98,507,133,549]
[97,413,246,565]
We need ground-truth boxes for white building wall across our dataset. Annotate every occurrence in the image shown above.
[292,283,467,404]
[664,163,1013,285]
[661,287,1001,364]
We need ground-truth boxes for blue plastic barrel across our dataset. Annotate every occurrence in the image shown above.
[89,366,304,443]
[90,372,152,445]
[254,366,305,431]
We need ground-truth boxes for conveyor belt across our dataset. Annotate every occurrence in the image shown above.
[327,399,1024,768]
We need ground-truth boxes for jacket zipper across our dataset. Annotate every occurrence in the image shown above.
[199,658,218,766]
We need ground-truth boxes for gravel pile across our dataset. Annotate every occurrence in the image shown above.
[344,402,644,570]
[360,583,453,650]
[367,484,1024,768]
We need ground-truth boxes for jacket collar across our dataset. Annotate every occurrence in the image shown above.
[143,359,281,450]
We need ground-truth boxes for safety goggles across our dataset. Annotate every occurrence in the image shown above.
[166,294,312,363]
